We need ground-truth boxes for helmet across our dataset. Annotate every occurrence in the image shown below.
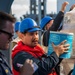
[19,18,40,33]
[40,16,53,30]
[14,22,20,32]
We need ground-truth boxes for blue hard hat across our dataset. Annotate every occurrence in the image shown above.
[14,22,20,32]
[40,16,53,30]
[19,18,41,33]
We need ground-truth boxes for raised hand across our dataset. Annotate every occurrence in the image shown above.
[61,1,69,12]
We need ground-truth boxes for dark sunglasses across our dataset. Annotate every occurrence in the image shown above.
[0,30,13,39]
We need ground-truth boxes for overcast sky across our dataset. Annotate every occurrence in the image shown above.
[11,0,57,18]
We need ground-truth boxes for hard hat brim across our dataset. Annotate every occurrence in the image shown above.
[28,28,41,32]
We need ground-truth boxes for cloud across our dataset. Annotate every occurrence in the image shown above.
[47,0,57,14]
[12,4,29,10]
[11,4,29,18]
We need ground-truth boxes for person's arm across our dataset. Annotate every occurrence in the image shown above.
[13,51,59,75]
[69,4,75,11]
[49,11,64,31]
[49,1,69,31]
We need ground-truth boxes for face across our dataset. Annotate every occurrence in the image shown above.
[45,20,54,30]
[0,21,14,50]
[21,31,39,47]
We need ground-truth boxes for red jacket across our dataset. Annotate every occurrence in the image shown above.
[12,41,57,75]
